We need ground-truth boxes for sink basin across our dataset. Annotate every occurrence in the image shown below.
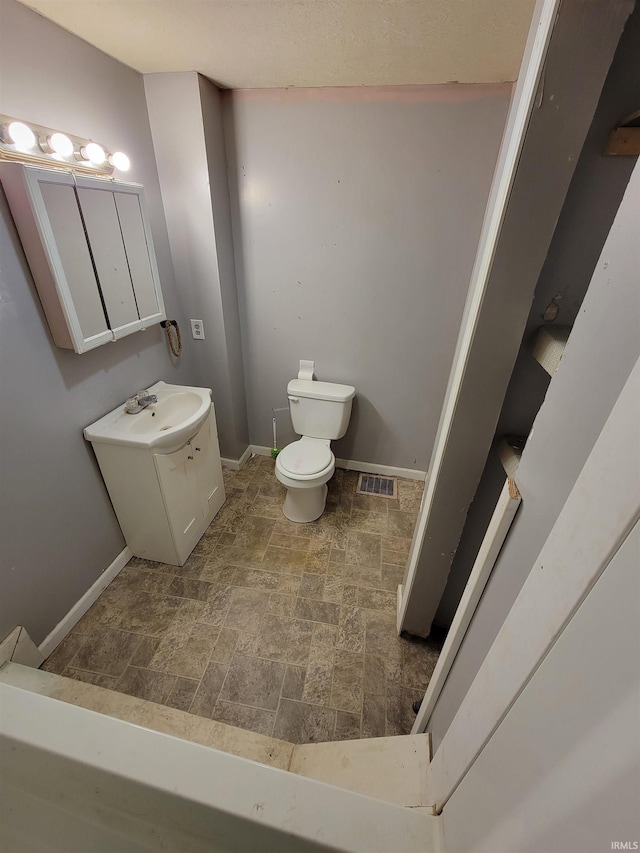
[84,381,212,453]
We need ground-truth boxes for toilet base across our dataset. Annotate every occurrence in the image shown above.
[282,484,328,523]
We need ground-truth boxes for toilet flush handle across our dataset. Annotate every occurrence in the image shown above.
[288,396,300,403]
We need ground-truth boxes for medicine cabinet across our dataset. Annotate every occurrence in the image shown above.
[0,163,166,353]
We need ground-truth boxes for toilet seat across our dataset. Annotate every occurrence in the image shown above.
[277,439,333,479]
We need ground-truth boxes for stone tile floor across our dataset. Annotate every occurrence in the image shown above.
[42,456,442,744]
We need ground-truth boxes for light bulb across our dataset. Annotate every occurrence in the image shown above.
[8,121,36,150]
[109,151,130,171]
[82,142,106,165]
[48,132,73,157]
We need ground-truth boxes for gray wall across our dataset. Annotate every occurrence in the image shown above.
[428,160,640,749]
[144,72,249,460]
[0,0,195,644]
[443,518,640,853]
[223,85,511,469]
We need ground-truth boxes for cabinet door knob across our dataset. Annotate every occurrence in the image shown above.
[187,455,194,460]
[195,447,201,452]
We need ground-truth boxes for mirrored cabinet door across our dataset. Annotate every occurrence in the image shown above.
[75,182,141,339]
[37,176,112,349]
[113,189,164,327]
[0,163,166,353]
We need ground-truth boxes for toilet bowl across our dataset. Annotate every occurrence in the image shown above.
[275,437,336,522]
[274,377,355,523]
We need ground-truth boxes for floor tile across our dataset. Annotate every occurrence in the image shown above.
[210,627,239,665]
[364,610,402,661]
[298,572,325,600]
[362,693,386,738]
[212,700,276,737]
[166,677,199,711]
[357,587,397,612]
[190,661,230,718]
[302,656,334,706]
[111,592,185,637]
[294,597,340,626]
[253,614,314,665]
[282,665,307,701]
[129,636,161,668]
[330,649,364,713]
[262,545,308,575]
[336,605,366,654]
[350,508,388,534]
[273,698,336,744]
[386,511,418,539]
[65,668,119,689]
[41,634,85,674]
[334,711,362,741]
[116,666,176,704]
[166,577,218,601]
[41,457,434,745]
[266,593,297,616]
[402,638,441,690]
[224,587,270,631]
[385,685,423,736]
[234,515,276,552]
[69,627,142,677]
[219,653,286,710]
[149,622,219,680]
[346,531,382,567]
[270,532,311,551]
[230,567,282,591]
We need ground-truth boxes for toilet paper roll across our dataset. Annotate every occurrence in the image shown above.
[298,359,315,381]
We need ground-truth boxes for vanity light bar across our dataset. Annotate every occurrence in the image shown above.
[0,115,130,176]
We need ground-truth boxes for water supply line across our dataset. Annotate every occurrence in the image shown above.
[271,406,288,458]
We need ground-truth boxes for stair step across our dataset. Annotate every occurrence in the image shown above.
[0,663,293,770]
[1,663,436,810]
[289,733,433,807]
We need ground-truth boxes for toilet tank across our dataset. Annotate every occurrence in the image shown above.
[287,380,356,440]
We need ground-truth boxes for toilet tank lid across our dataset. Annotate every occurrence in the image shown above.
[288,379,356,402]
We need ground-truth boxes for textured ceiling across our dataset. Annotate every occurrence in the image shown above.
[19,0,535,89]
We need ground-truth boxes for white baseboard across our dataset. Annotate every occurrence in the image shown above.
[250,445,275,458]
[38,547,132,659]
[335,458,427,482]
[251,445,426,481]
[221,445,253,471]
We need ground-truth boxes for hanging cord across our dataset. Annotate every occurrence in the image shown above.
[161,320,182,357]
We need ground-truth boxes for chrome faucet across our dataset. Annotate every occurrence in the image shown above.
[124,389,158,414]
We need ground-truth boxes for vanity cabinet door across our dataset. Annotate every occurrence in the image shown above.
[153,407,226,564]
[154,443,201,560]
[191,409,225,523]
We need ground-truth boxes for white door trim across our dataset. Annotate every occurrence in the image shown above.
[398,0,561,633]
[411,477,521,735]
[429,357,640,812]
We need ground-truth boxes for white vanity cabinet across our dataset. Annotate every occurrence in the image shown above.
[0,163,165,353]
[88,405,225,567]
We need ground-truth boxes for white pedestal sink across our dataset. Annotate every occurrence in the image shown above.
[84,380,213,454]
[85,382,226,566]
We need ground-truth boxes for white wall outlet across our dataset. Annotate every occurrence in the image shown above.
[190,319,205,340]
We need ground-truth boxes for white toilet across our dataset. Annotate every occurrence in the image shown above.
[275,378,356,523]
